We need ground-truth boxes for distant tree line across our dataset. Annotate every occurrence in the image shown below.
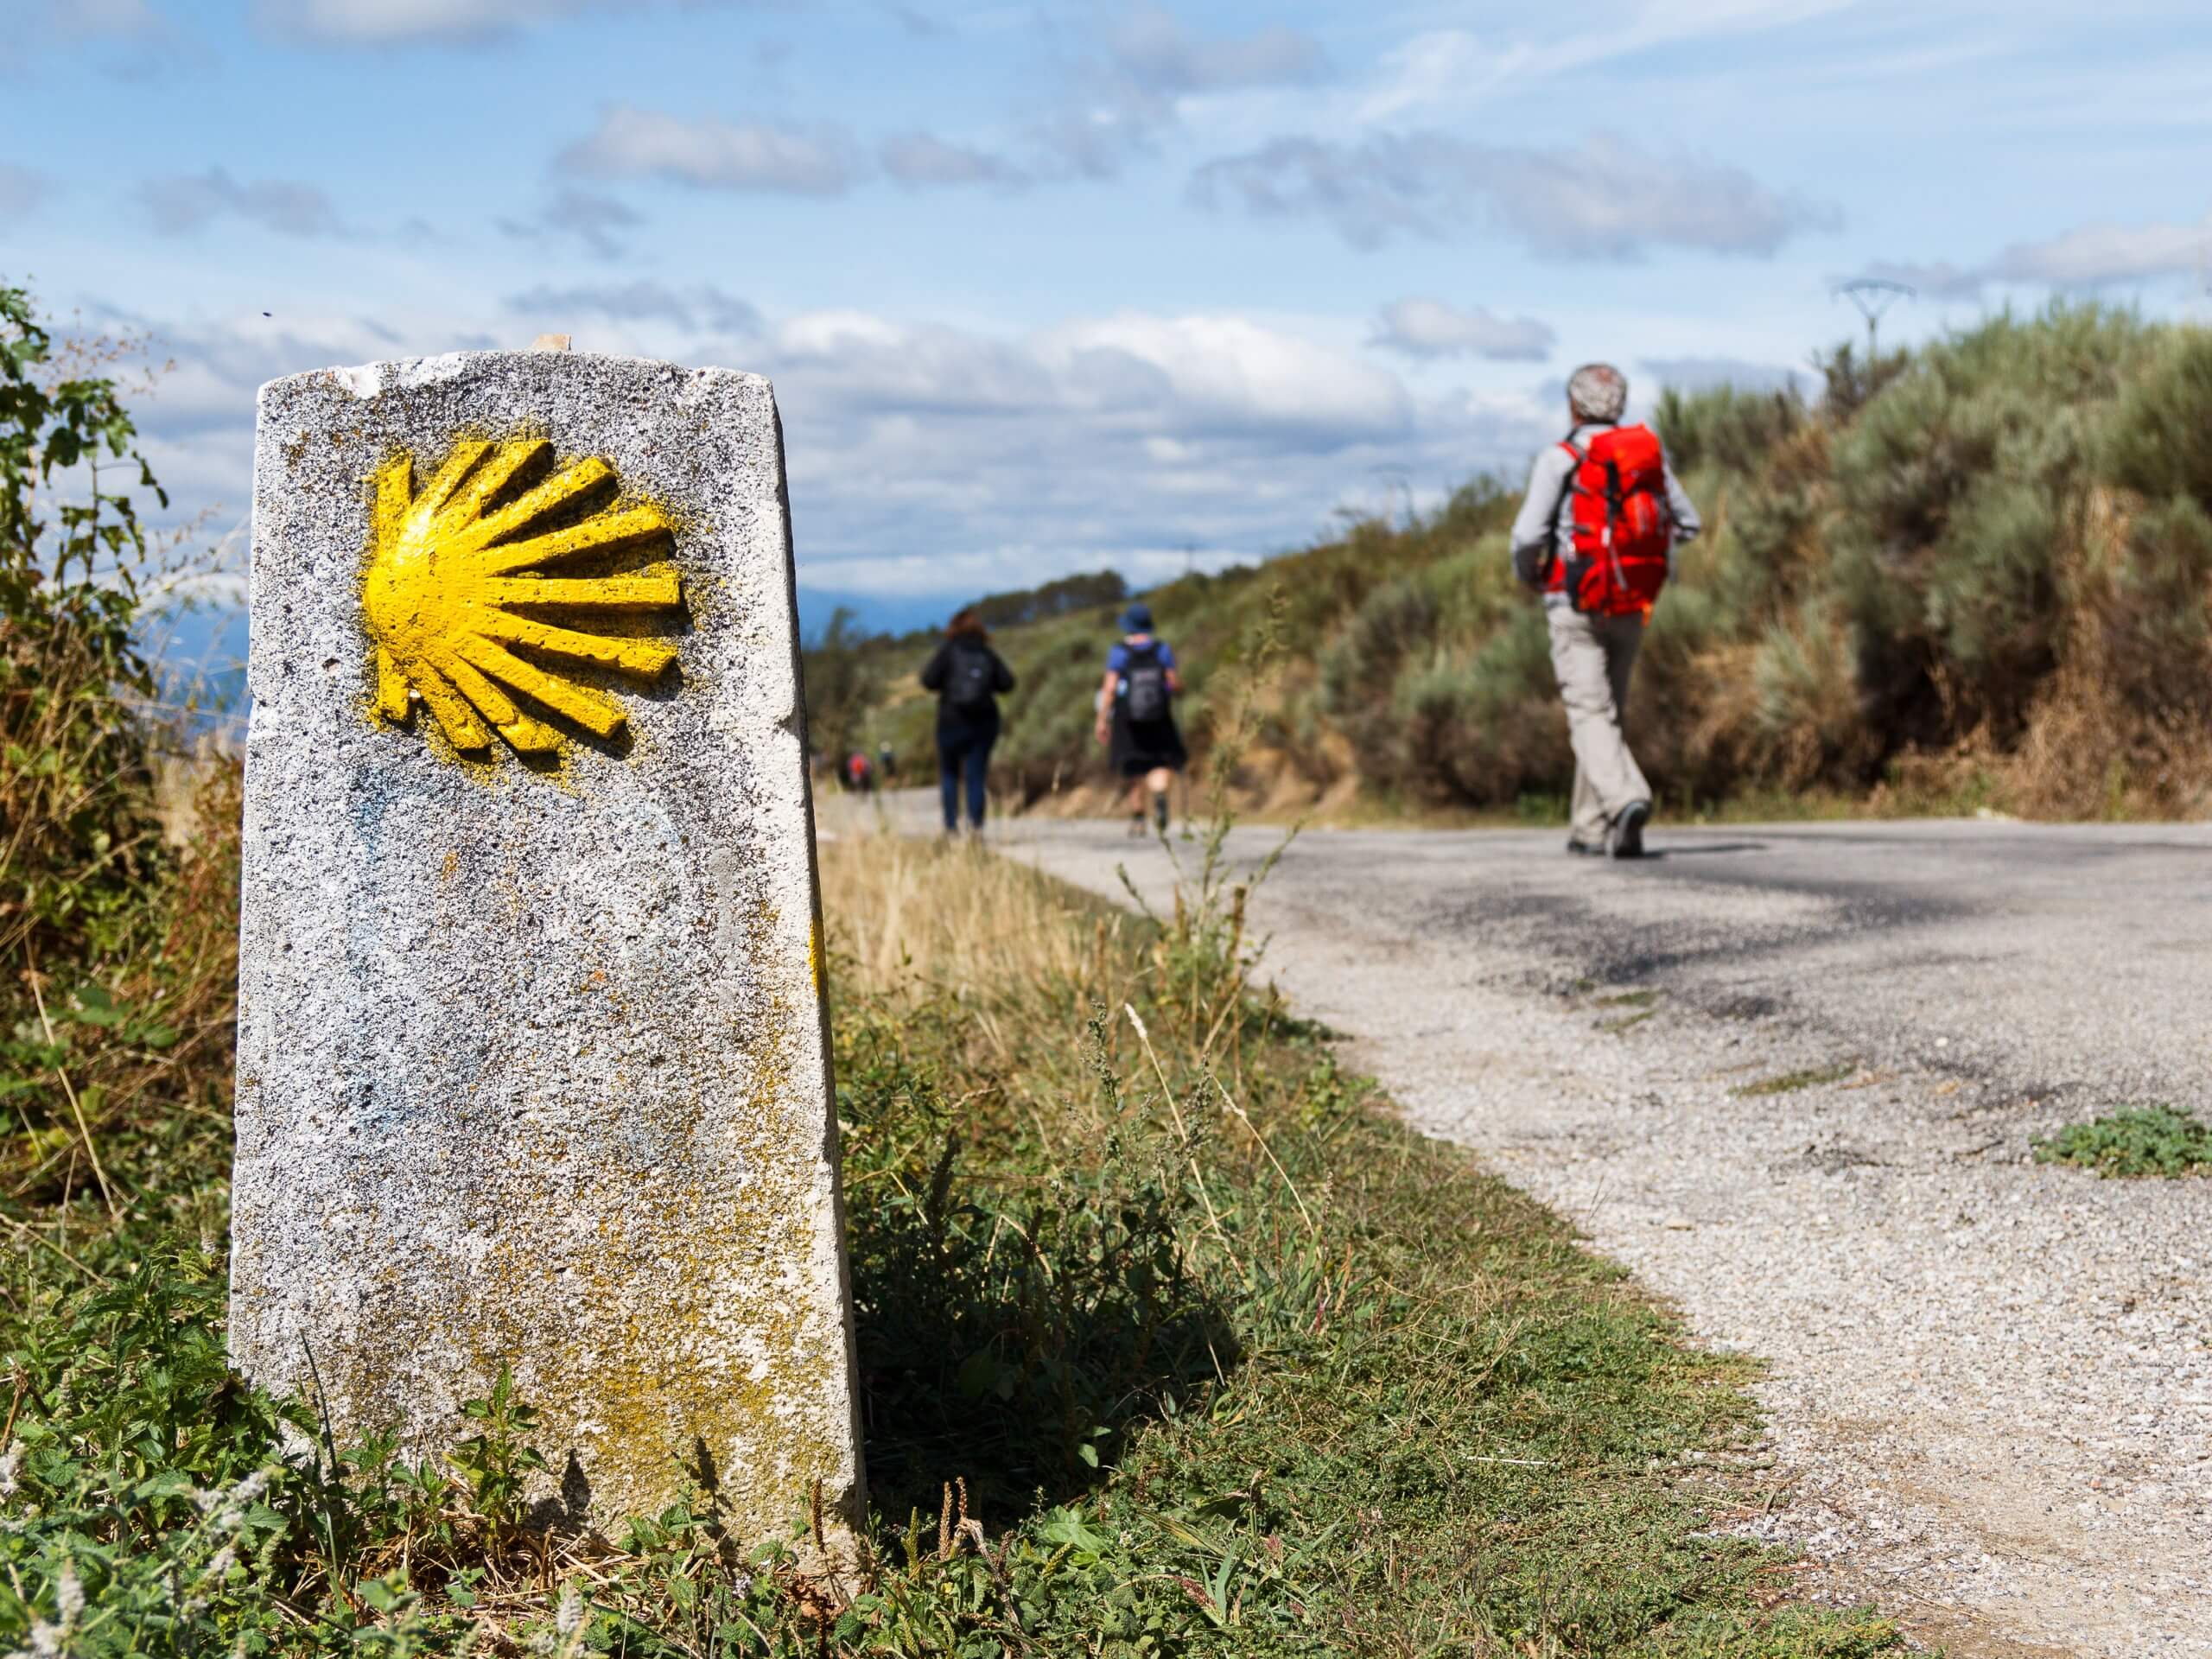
[969,569,1126,631]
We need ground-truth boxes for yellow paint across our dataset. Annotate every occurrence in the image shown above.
[362,436,682,762]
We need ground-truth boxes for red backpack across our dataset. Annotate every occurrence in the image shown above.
[1557,423,1673,619]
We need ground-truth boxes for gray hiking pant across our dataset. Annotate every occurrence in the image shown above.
[1545,603,1650,845]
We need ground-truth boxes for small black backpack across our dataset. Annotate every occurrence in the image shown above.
[947,643,997,716]
[1123,642,1169,723]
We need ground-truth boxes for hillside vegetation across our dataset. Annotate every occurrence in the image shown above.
[823,306,2212,821]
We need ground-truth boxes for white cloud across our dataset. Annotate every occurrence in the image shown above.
[252,0,752,46]
[108,299,1542,608]
[1107,4,1326,94]
[879,131,1027,189]
[1370,298,1554,362]
[1347,1,1862,127]
[136,168,345,237]
[1032,6,1332,180]
[80,308,477,553]
[770,311,1058,415]
[1639,355,1809,395]
[1354,30,1501,124]
[504,280,760,335]
[495,186,645,261]
[1191,131,1840,258]
[562,106,856,195]
[1853,211,2212,300]
[255,0,569,43]
[14,0,203,78]
[1036,313,1412,442]
[1988,213,2212,288]
[49,0,166,38]
[1849,260,1983,301]
[746,305,1490,595]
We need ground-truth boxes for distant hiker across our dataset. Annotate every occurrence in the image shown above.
[876,741,898,782]
[843,750,874,794]
[919,607,1015,835]
[1094,601,1185,836]
[1510,361,1701,859]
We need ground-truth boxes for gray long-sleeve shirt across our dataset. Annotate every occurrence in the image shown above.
[1509,423,1702,601]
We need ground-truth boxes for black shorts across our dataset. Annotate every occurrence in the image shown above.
[1109,709,1185,778]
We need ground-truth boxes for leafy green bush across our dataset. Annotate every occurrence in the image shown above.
[2032,1104,2212,1178]
[800,607,881,765]
[1,285,169,971]
[1656,383,1806,477]
[1833,338,2063,735]
[2105,329,2212,507]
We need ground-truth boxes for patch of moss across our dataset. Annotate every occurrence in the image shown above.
[1734,1062,1855,1097]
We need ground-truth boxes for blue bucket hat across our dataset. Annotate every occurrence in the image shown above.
[1121,601,1154,632]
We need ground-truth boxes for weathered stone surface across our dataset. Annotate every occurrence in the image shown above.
[231,350,862,1536]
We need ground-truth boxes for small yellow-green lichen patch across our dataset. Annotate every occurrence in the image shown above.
[361,435,684,768]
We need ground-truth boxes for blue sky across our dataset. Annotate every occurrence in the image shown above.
[6,0,2211,621]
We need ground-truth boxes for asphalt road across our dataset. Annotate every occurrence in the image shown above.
[984,812,2212,1658]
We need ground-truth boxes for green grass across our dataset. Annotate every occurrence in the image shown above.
[0,835,1914,1656]
[802,840,1907,1655]
[1732,1063,1856,1098]
[2032,1104,2212,1179]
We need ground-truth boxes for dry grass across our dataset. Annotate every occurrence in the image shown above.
[815,807,1127,1006]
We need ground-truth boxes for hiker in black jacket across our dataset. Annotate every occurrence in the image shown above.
[918,607,1016,835]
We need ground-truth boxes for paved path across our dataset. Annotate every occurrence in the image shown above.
[984,813,2212,1657]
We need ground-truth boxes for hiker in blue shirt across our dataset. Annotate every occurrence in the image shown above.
[918,607,1014,835]
[1093,602,1186,836]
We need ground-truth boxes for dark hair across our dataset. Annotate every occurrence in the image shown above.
[947,607,987,639]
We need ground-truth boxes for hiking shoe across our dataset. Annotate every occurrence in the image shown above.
[1606,800,1651,860]
[1565,837,1605,856]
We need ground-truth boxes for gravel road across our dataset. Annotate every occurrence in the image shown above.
[981,812,2212,1658]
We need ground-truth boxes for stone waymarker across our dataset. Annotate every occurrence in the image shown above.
[231,350,863,1538]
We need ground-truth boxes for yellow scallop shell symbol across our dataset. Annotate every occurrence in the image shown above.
[362,437,682,760]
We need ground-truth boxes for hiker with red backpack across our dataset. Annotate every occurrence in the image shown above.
[919,607,1016,835]
[1510,362,1701,859]
[1094,602,1186,836]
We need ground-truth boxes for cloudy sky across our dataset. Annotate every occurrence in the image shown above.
[6,0,2209,620]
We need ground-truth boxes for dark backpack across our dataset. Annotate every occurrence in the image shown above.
[946,643,997,716]
[1122,642,1170,723]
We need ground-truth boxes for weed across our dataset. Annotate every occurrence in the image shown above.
[1735,1062,1857,1097]
[2032,1104,2212,1179]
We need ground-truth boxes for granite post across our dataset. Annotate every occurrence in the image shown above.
[230,350,863,1538]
